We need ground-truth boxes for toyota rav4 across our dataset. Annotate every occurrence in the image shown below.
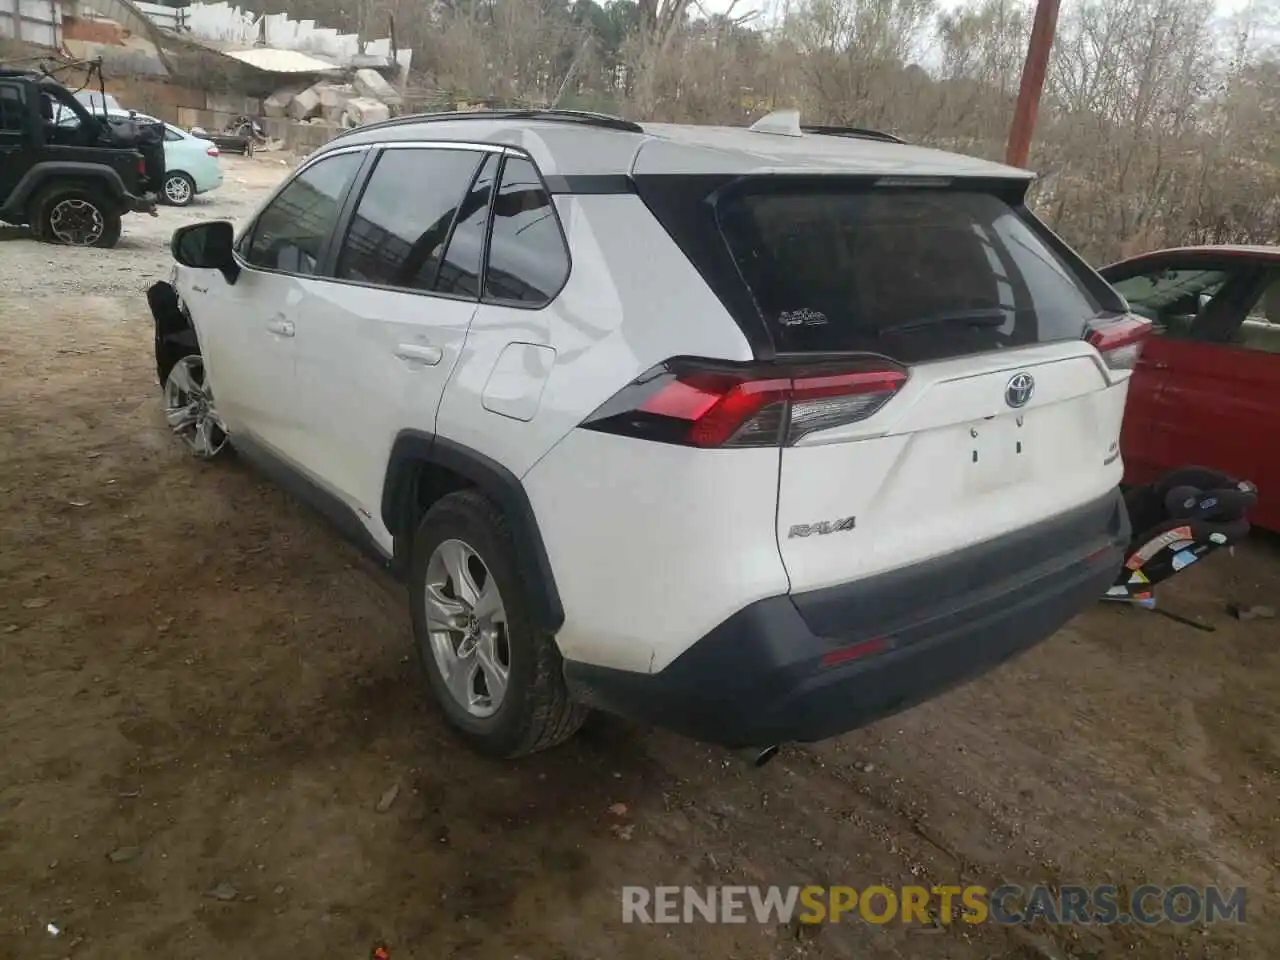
[148,109,1143,759]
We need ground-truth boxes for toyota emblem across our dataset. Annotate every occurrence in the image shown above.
[1005,372,1035,408]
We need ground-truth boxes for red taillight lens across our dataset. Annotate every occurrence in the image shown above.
[137,156,147,174]
[207,145,219,156]
[582,358,908,448]
[1087,315,1151,371]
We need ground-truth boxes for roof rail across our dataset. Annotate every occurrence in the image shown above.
[332,108,644,141]
[801,124,906,145]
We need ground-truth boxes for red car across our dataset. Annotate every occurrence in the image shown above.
[1100,246,1280,532]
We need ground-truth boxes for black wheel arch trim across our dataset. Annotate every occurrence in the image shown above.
[147,280,199,386]
[382,430,565,631]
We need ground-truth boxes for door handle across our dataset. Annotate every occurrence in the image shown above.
[1153,361,1169,370]
[395,343,443,366]
[266,317,295,337]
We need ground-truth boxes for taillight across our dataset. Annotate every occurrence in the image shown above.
[580,357,908,448]
[137,155,147,174]
[1087,315,1151,371]
[207,145,219,156]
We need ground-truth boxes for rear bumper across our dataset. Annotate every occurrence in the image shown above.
[564,488,1129,748]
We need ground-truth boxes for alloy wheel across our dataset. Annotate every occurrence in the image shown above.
[163,356,227,458]
[423,538,511,718]
[48,198,104,246]
[164,175,192,205]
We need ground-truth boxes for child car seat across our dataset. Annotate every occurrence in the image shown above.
[1107,466,1258,600]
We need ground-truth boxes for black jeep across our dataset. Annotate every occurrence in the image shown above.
[0,70,164,247]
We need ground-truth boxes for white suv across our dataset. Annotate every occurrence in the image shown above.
[149,109,1144,759]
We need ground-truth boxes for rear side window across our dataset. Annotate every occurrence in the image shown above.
[717,188,1104,362]
[0,83,24,133]
[243,151,362,274]
[482,156,569,306]
[435,153,499,297]
[336,147,484,292]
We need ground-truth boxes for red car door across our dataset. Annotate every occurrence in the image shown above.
[1119,332,1177,484]
[1105,255,1280,531]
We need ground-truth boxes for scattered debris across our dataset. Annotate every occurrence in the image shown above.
[344,97,390,128]
[68,498,90,507]
[206,882,238,902]
[608,802,628,817]
[610,823,634,841]
[264,85,308,119]
[22,598,51,609]
[273,885,285,895]
[107,845,142,863]
[375,783,400,813]
[46,922,60,937]
[1227,603,1276,620]
[288,85,322,121]
[353,68,402,106]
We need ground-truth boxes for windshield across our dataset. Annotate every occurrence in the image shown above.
[717,187,1105,362]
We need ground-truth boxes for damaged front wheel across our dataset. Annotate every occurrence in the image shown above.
[164,355,228,459]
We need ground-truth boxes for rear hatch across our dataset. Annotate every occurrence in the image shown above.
[631,173,1141,595]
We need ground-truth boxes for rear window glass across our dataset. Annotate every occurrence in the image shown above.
[717,188,1103,362]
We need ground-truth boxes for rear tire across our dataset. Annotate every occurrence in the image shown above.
[408,490,588,758]
[33,185,122,248]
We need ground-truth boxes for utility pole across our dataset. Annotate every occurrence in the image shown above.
[1005,0,1061,169]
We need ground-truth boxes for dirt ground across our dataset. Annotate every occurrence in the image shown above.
[2,155,1278,960]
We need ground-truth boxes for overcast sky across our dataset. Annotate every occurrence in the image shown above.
[698,0,1263,26]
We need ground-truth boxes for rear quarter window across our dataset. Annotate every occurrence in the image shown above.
[718,187,1104,363]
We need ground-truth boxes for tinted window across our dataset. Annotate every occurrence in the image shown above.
[244,151,362,274]
[0,83,25,133]
[1238,274,1280,355]
[718,188,1104,362]
[163,126,184,142]
[336,148,483,291]
[1111,267,1231,339]
[483,156,569,306]
[435,154,498,297]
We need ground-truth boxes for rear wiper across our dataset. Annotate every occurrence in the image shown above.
[892,309,1010,334]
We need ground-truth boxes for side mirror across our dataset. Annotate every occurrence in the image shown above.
[171,221,239,284]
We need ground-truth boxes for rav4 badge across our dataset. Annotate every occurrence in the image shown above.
[788,516,857,538]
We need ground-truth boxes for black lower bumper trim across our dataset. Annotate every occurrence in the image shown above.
[564,488,1129,748]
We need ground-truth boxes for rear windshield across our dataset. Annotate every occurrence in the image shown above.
[716,188,1103,362]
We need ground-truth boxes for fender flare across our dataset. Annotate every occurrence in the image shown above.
[2,162,128,218]
[382,431,565,632]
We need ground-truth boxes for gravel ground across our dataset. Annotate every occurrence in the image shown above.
[1,154,1278,960]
